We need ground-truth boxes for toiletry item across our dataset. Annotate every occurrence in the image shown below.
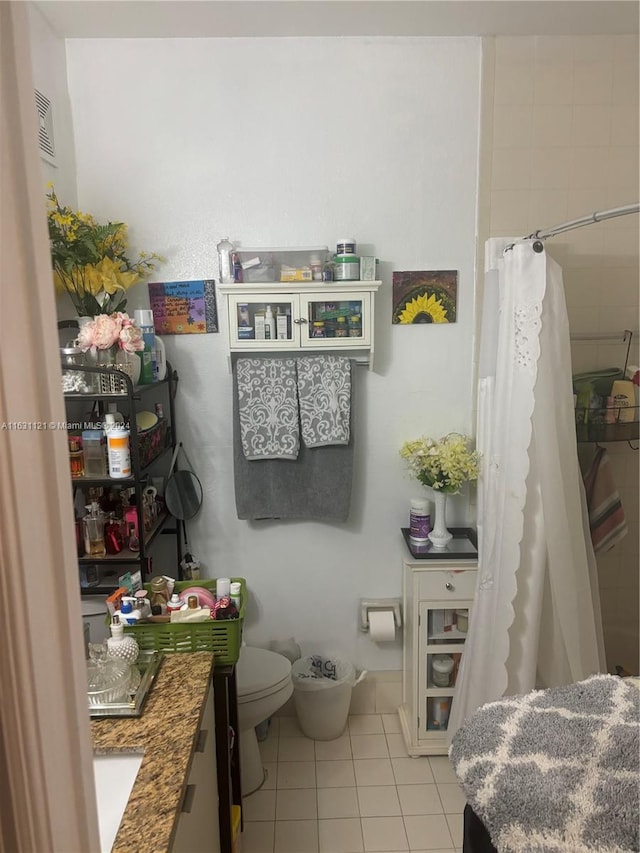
[409,497,431,542]
[216,577,231,600]
[107,616,139,664]
[276,310,288,341]
[134,309,157,384]
[83,502,106,558]
[431,654,454,687]
[335,316,348,337]
[359,256,377,281]
[150,576,170,615]
[187,595,199,610]
[265,305,276,341]
[133,590,152,620]
[237,303,250,328]
[310,254,323,281]
[124,503,139,540]
[336,238,356,255]
[254,313,265,340]
[82,429,107,477]
[118,598,141,625]
[104,514,124,554]
[105,417,131,478]
[610,379,635,423]
[127,522,140,553]
[333,253,360,281]
[167,593,183,613]
[68,437,85,478]
[232,253,243,283]
[217,237,235,284]
[429,697,451,730]
[229,582,242,611]
[455,609,469,633]
[348,314,362,337]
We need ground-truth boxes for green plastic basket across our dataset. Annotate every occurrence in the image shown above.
[122,578,246,663]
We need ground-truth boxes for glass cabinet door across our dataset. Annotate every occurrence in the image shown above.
[226,293,297,348]
[301,291,372,348]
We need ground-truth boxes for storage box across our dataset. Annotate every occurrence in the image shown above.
[234,247,329,284]
[122,578,246,663]
[138,418,169,468]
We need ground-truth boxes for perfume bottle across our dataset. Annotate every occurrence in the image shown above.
[68,437,85,478]
[127,522,140,553]
[83,502,106,558]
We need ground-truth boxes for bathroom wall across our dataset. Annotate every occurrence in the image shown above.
[63,36,482,672]
[482,34,639,674]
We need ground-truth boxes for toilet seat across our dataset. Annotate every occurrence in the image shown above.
[236,646,292,704]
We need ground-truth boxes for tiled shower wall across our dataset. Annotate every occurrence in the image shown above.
[483,35,639,673]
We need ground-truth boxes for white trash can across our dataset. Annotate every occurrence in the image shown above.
[292,655,367,740]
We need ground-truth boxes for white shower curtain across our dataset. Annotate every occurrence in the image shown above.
[448,238,606,739]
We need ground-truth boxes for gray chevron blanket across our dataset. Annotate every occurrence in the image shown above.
[450,675,640,852]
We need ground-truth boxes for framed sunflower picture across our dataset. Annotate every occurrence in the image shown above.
[392,270,458,324]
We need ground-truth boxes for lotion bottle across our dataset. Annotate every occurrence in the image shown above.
[265,305,276,341]
[107,615,139,664]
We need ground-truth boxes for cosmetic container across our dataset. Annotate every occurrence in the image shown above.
[68,437,85,478]
[105,415,131,478]
[230,582,242,611]
[83,502,106,558]
[82,429,107,477]
[134,309,157,384]
[216,577,231,600]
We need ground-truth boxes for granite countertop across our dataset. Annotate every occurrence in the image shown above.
[92,651,215,853]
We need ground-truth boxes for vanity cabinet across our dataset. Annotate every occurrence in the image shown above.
[218,281,381,367]
[399,528,478,756]
[62,361,182,593]
[172,682,221,853]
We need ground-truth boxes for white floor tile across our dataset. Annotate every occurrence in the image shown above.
[361,816,409,852]
[436,784,466,814]
[403,815,454,850]
[316,759,356,788]
[279,716,305,737]
[354,758,395,787]
[386,734,409,758]
[274,819,319,853]
[262,762,277,790]
[318,817,364,853]
[428,757,457,784]
[357,785,402,817]
[277,761,316,789]
[278,736,316,762]
[315,734,353,761]
[397,784,443,816]
[382,713,401,734]
[276,788,318,821]
[351,734,390,759]
[259,737,279,762]
[391,758,435,785]
[349,714,385,735]
[317,787,360,819]
[445,814,463,848]
[242,820,275,853]
[243,790,276,821]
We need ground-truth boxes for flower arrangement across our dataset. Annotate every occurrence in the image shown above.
[399,433,480,494]
[46,185,162,316]
[76,312,144,355]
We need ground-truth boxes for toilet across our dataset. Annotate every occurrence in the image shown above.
[236,646,293,794]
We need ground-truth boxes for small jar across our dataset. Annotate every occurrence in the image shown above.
[68,437,85,478]
[310,255,323,282]
[333,254,360,281]
[335,317,348,337]
[150,576,169,614]
[312,321,326,338]
[409,497,430,542]
[432,654,454,687]
[348,315,362,337]
[336,238,356,255]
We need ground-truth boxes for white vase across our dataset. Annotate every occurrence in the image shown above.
[428,490,453,548]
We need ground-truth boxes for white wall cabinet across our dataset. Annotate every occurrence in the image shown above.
[399,530,477,756]
[218,281,381,367]
[172,683,221,853]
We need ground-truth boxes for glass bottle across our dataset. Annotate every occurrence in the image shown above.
[217,237,235,284]
[82,429,107,477]
[127,522,140,553]
[83,502,106,558]
[68,437,85,478]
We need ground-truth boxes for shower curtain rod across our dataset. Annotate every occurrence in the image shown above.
[505,202,640,252]
[532,202,640,240]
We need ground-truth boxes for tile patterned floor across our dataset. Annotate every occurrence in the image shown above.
[241,714,465,853]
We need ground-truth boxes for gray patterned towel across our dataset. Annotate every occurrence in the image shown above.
[236,357,299,460]
[450,674,640,852]
[297,356,351,448]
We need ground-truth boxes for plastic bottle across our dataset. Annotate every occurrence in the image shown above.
[229,581,242,611]
[217,237,235,284]
[134,309,157,384]
[409,497,431,542]
[105,414,131,478]
[265,305,276,341]
[216,577,231,600]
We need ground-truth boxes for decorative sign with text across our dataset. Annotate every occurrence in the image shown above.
[148,279,218,335]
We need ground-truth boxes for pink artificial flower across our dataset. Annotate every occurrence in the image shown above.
[119,323,144,353]
[77,314,121,352]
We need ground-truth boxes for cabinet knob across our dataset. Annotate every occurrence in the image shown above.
[445,582,454,591]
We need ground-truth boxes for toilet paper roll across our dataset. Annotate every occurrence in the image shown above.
[369,609,396,642]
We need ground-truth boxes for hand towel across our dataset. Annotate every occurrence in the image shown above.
[583,446,628,553]
[296,355,351,447]
[233,356,355,521]
[236,357,299,460]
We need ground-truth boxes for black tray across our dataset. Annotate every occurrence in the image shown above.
[401,527,477,560]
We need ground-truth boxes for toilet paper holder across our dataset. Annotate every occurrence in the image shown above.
[359,598,402,632]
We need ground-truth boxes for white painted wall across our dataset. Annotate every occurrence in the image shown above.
[63,36,481,671]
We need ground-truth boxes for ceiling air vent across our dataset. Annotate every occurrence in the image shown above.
[35,88,56,166]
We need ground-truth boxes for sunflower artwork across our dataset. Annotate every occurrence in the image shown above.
[392,270,458,325]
